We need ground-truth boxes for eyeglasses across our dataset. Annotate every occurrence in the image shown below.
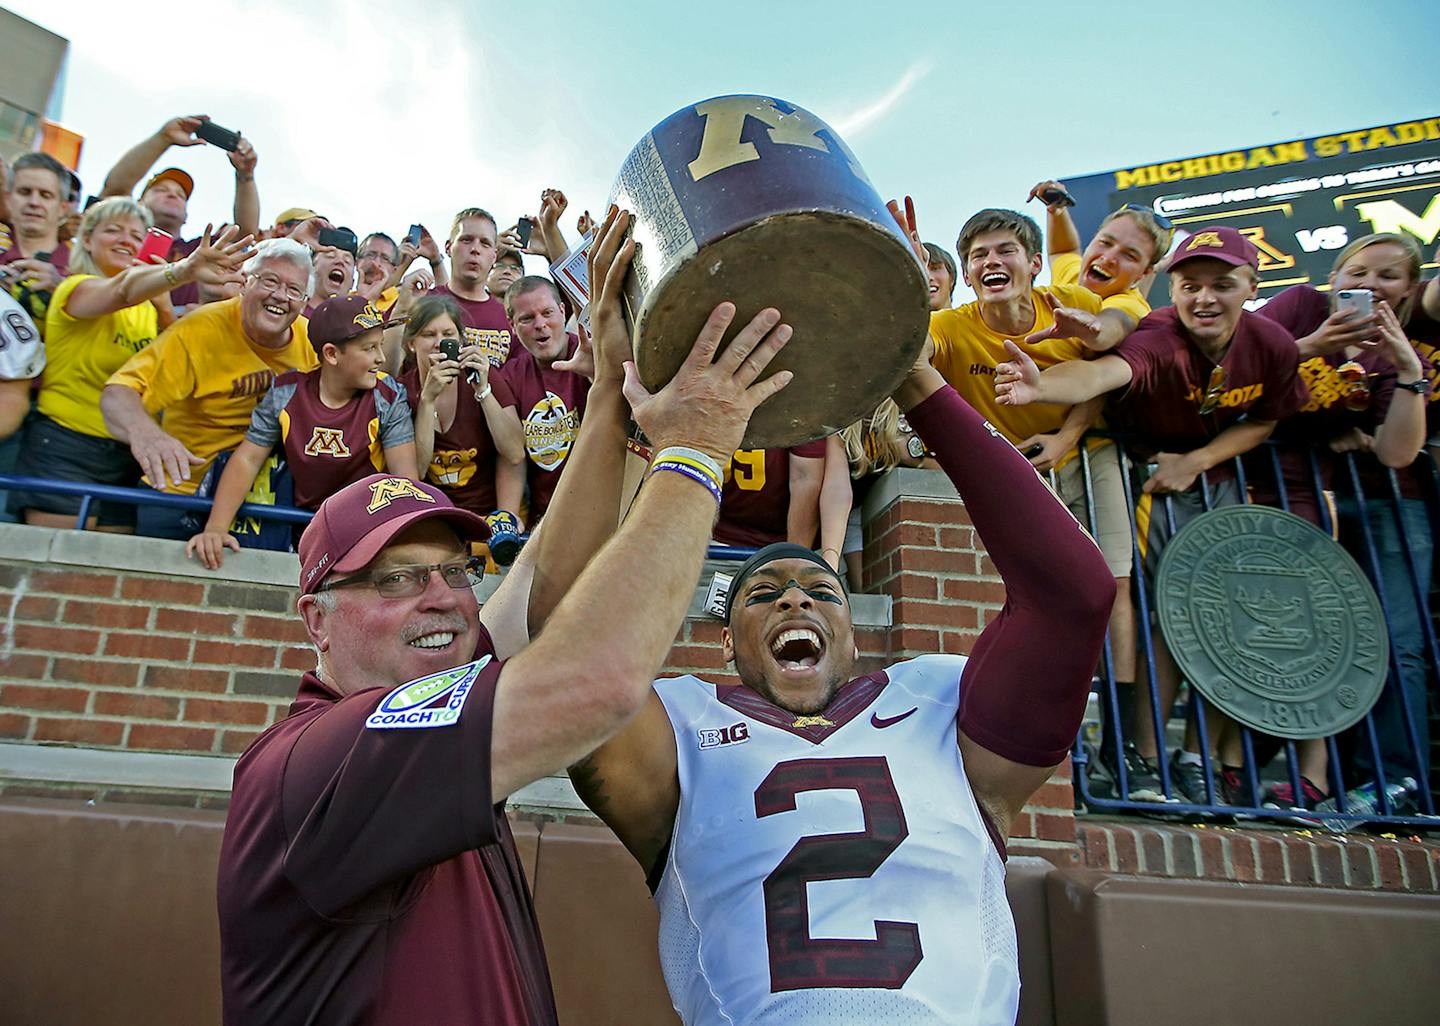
[320,558,484,598]
[1336,360,1372,412]
[360,250,397,266]
[1196,364,1228,416]
[1120,203,1174,231]
[249,272,307,303]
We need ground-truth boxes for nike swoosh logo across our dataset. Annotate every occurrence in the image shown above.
[870,708,918,729]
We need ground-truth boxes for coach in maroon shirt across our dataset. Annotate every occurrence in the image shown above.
[493,276,589,524]
[216,207,795,1025]
[995,226,1308,804]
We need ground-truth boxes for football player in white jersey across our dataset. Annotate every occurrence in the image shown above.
[570,223,1116,1024]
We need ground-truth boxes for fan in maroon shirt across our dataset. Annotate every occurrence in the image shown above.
[713,440,828,548]
[1255,276,1429,521]
[399,294,526,517]
[995,227,1310,786]
[1,152,72,328]
[434,207,515,367]
[494,277,590,523]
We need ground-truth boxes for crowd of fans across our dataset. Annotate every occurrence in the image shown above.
[2,112,1438,822]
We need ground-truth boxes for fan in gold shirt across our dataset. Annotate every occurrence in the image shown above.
[102,236,320,538]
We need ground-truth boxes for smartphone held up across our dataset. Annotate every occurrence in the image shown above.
[1335,289,1373,319]
[135,227,175,266]
[195,119,242,152]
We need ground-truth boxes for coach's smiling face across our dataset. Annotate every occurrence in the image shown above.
[722,559,858,715]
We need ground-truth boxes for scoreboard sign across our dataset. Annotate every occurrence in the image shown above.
[1060,116,1440,302]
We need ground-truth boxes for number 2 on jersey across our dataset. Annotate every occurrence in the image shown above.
[754,756,923,992]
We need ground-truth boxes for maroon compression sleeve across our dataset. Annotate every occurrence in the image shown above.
[905,384,1114,766]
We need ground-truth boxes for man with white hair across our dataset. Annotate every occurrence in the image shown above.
[101,237,319,538]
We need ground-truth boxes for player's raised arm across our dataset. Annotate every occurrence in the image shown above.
[895,350,1114,835]
[477,208,643,655]
[488,299,793,803]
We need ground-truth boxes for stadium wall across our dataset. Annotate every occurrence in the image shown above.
[0,467,1435,888]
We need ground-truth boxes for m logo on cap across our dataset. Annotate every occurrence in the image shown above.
[1186,231,1224,250]
[367,477,435,514]
[353,304,383,331]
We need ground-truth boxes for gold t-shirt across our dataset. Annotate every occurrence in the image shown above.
[107,296,319,493]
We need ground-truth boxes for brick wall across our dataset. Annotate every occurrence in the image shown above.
[2,469,1436,883]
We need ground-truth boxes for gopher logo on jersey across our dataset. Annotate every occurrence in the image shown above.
[522,391,581,471]
[429,447,479,488]
[304,426,352,458]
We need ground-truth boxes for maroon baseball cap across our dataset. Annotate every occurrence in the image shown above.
[307,295,385,354]
[298,474,490,594]
[1166,226,1259,273]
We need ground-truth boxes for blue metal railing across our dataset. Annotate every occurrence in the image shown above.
[0,474,761,562]
[1066,435,1440,832]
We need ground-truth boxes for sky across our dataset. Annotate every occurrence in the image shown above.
[9,0,1440,301]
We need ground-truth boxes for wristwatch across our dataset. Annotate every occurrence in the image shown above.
[1396,379,1428,394]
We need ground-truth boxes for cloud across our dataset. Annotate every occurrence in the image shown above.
[829,61,932,139]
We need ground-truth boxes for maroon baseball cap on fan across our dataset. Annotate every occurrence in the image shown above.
[298,474,490,594]
[1166,226,1259,273]
[307,295,387,354]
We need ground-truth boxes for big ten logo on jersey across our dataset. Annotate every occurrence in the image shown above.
[724,449,766,491]
[430,447,478,488]
[303,426,352,458]
[463,326,512,367]
[698,721,750,750]
[523,392,580,470]
[686,96,864,183]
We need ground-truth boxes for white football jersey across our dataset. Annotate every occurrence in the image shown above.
[653,654,1018,1026]
[0,292,43,381]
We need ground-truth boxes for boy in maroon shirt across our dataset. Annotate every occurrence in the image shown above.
[996,226,1309,805]
[185,296,418,569]
[493,277,589,524]
[432,207,515,367]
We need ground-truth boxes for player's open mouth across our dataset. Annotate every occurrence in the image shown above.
[770,627,823,671]
[981,272,1009,290]
[928,282,939,294]
[327,268,347,286]
[408,631,456,650]
[1085,264,1113,284]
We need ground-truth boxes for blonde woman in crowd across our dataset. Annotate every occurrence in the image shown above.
[9,197,247,528]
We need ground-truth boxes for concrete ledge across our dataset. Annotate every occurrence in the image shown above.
[0,522,297,587]
[862,466,958,524]
[0,522,504,600]
[0,741,236,792]
[0,740,581,811]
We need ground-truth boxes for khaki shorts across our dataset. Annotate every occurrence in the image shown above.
[1052,443,1133,578]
